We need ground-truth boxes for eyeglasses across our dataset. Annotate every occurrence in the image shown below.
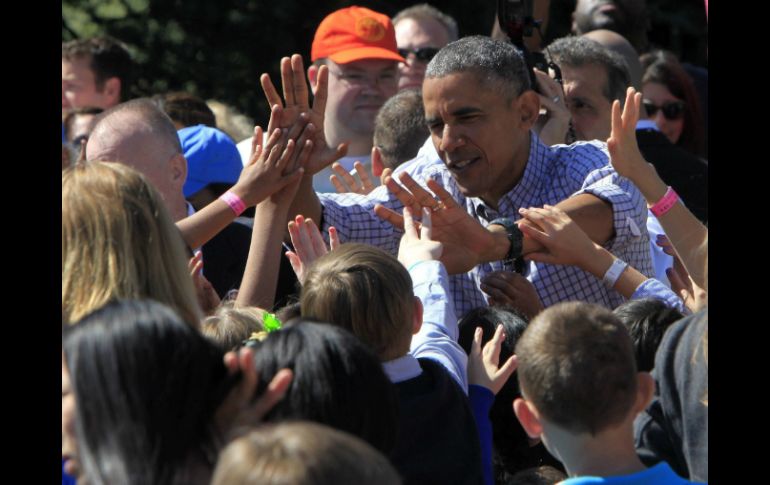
[327,68,398,89]
[643,99,685,120]
[397,47,440,63]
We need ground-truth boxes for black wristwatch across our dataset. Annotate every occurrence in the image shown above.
[489,217,523,266]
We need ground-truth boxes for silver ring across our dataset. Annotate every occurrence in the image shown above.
[552,95,560,103]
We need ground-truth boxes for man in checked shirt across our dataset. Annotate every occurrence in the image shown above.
[266,35,653,319]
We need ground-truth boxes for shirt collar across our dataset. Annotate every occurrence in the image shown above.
[382,353,422,383]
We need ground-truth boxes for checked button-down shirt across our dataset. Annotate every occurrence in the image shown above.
[318,132,653,318]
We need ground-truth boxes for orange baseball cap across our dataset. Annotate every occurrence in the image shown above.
[311,6,405,64]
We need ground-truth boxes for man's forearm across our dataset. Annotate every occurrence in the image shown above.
[554,193,615,245]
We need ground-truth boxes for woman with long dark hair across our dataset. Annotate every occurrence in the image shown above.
[62,299,290,484]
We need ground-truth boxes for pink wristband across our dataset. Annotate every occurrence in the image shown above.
[220,191,246,216]
[649,186,679,217]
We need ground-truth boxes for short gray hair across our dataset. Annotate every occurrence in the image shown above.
[546,36,630,105]
[393,3,459,42]
[425,36,530,101]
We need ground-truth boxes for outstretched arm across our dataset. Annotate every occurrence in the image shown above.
[399,207,469,392]
[608,87,708,288]
[177,106,303,249]
[374,171,614,274]
[518,205,687,312]
[260,54,348,226]
[234,134,312,309]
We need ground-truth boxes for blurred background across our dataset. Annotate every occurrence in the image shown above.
[62,0,707,125]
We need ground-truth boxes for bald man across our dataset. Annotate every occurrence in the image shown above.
[86,99,299,301]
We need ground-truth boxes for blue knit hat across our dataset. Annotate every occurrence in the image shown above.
[178,124,242,197]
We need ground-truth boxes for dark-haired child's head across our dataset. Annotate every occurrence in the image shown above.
[63,299,233,484]
[300,243,419,361]
[458,307,563,476]
[458,306,528,424]
[613,298,684,372]
[514,302,644,436]
[250,320,399,454]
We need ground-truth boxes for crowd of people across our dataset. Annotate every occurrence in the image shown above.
[62,1,708,484]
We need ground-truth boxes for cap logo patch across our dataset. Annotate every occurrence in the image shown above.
[355,17,385,41]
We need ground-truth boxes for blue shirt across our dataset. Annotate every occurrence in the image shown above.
[469,385,494,485]
[320,132,653,317]
[560,462,701,484]
[631,278,688,314]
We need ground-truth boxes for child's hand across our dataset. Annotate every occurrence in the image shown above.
[260,56,348,176]
[189,251,221,315]
[215,346,293,439]
[467,325,518,395]
[330,160,377,195]
[607,87,650,182]
[481,271,544,320]
[285,215,340,284]
[517,205,600,270]
[230,105,305,207]
[397,206,443,269]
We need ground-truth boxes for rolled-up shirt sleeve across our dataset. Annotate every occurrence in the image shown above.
[572,162,649,258]
[631,278,689,314]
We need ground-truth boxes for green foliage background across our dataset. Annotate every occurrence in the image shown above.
[62,0,707,128]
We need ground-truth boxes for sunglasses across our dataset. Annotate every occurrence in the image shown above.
[397,47,440,63]
[643,99,685,120]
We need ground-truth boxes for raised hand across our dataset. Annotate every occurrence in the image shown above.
[397,206,443,268]
[330,160,377,195]
[467,325,518,395]
[230,106,305,207]
[285,215,340,284]
[533,67,571,146]
[375,172,496,274]
[189,251,221,315]
[215,347,293,439]
[607,87,651,181]
[480,271,543,319]
[260,54,347,175]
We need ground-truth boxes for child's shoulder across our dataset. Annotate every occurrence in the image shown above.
[559,462,699,485]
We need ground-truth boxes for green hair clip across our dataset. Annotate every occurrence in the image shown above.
[263,312,282,333]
